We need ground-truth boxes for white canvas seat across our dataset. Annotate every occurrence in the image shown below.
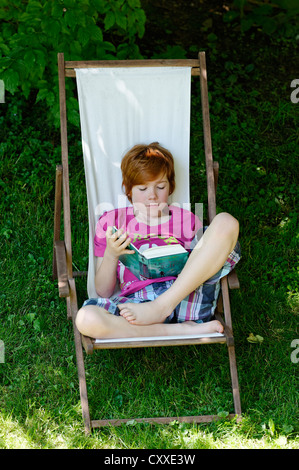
[75,65,192,300]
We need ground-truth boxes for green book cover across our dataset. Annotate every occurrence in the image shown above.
[112,227,189,280]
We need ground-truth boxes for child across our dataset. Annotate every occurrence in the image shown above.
[76,143,241,339]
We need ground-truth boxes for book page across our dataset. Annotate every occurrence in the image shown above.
[143,244,187,259]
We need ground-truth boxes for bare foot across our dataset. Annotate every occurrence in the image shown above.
[176,320,224,335]
[186,320,224,334]
[118,301,224,335]
[118,298,172,325]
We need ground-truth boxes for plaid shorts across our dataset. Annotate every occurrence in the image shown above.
[83,241,241,324]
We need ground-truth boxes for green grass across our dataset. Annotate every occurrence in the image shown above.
[0,40,298,449]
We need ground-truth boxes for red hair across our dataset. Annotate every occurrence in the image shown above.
[121,142,175,202]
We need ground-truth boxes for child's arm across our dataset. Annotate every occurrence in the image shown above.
[95,227,134,297]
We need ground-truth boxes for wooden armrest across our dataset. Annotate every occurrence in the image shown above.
[228,270,240,289]
[55,240,70,297]
[82,335,94,355]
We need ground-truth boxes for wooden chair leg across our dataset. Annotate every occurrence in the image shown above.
[53,165,63,280]
[221,276,233,330]
[69,279,91,434]
[228,344,242,418]
[220,276,242,418]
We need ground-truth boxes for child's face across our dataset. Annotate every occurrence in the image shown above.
[130,173,170,221]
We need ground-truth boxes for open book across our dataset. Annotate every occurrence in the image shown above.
[112,227,189,280]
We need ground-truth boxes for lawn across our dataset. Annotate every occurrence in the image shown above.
[0,4,298,450]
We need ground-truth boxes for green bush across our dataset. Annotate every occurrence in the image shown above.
[224,0,299,37]
[0,0,146,126]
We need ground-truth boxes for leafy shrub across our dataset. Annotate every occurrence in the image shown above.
[0,0,146,126]
[224,0,299,37]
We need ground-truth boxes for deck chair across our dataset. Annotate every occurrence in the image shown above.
[53,52,241,434]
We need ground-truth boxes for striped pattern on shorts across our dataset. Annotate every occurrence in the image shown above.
[83,241,241,324]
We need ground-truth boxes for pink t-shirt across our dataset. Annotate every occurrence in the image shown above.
[94,205,202,295]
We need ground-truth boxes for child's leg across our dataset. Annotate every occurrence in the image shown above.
[75,304,224,339]
[119,212,239,325]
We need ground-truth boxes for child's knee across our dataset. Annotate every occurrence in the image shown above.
[215,212,239,237]
[76,305,111,337]
[75,306,88,334]
[75,305,99,336]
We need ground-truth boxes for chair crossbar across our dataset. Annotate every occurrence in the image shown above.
[92,333,226,350]
[64,59,200,77]
[91,414,239,429]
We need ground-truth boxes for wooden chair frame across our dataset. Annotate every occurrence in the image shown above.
[53,51,241,434]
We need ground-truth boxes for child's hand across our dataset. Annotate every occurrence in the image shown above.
[105,226,135,260]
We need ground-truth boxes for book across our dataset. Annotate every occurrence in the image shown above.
[112,226,189,280]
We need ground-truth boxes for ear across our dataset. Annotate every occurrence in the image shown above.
[168,185,175,196]
[127,190,132,203]
[122,183,132,203]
